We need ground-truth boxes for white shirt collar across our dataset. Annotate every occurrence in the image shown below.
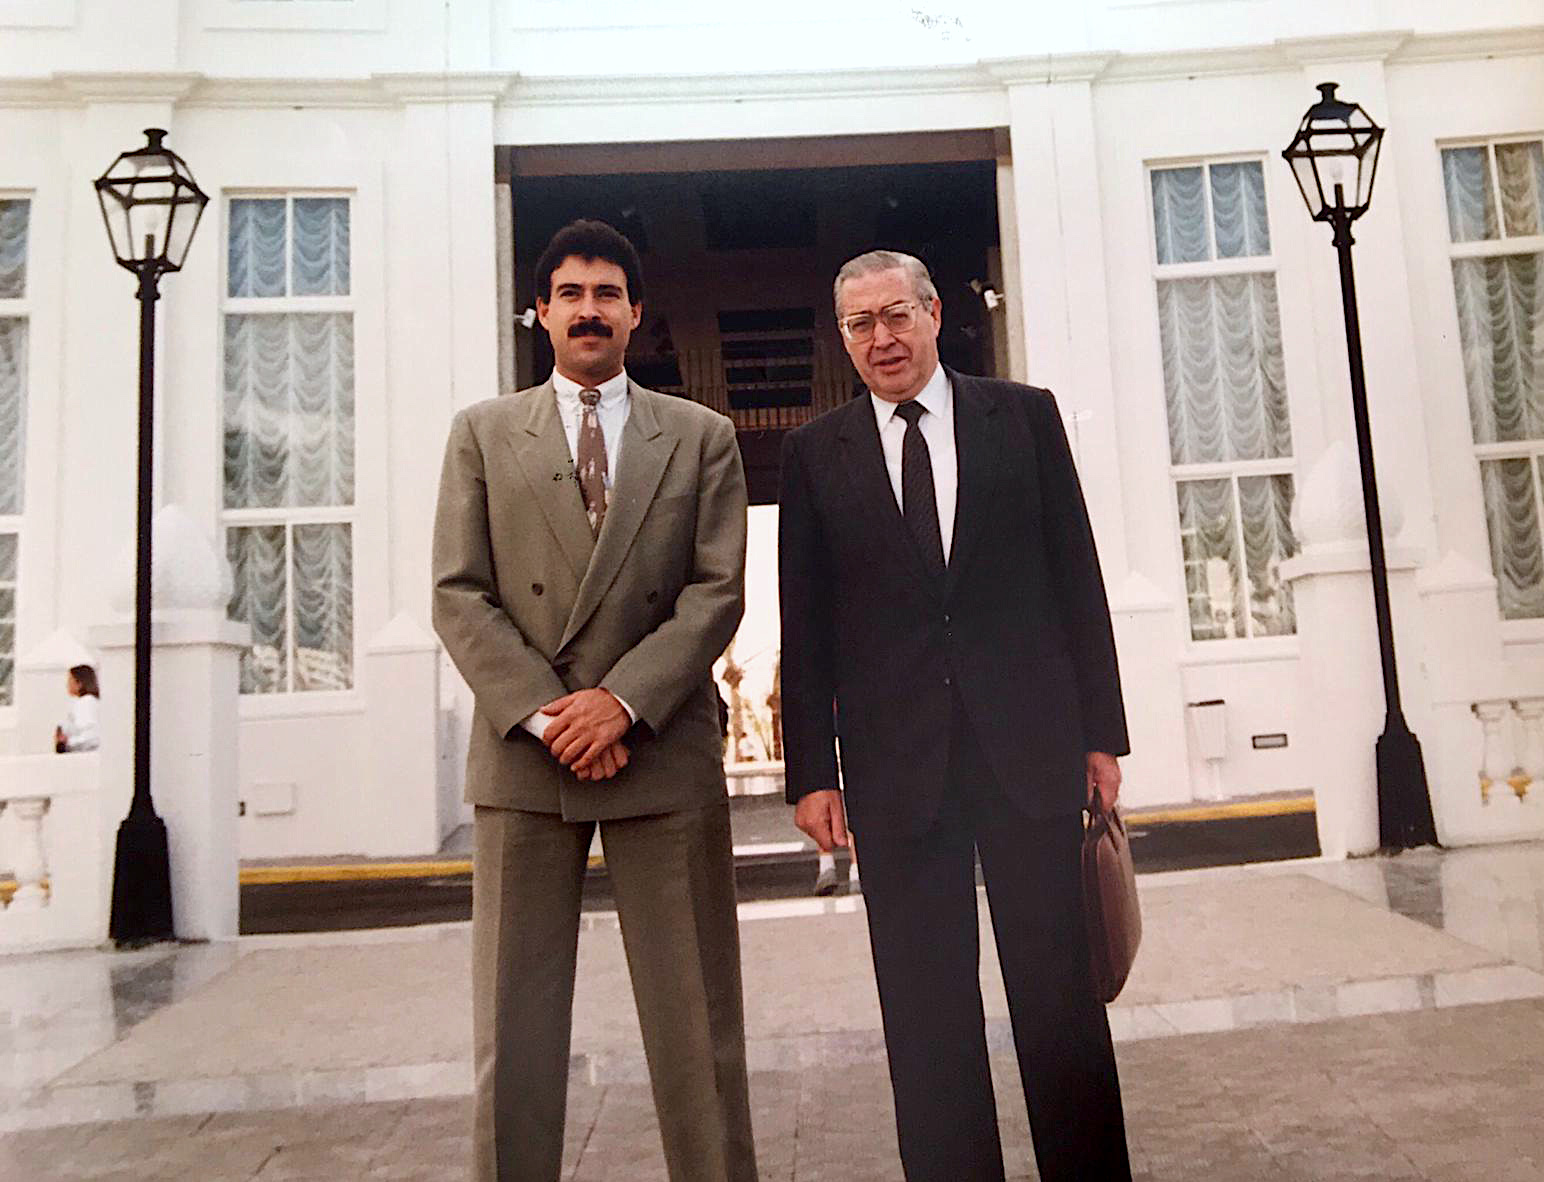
[553,369,629,407]
[870,363,949,429]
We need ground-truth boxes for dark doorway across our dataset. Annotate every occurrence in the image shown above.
[507,137,1004,504]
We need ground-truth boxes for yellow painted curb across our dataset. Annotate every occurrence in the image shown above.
[1126,795,1316,826]
[237,795,1315,885]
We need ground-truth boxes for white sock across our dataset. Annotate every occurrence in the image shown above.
[817,851,836,873]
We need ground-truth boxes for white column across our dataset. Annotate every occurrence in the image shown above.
[994,62,1129,582]
[1282,442,1429,858]
[362,612,443,856]
[89,506,249,942]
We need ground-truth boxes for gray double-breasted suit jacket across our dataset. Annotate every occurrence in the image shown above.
[432,378,748,820]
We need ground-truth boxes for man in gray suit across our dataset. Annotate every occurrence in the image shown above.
[432,219,756,1182]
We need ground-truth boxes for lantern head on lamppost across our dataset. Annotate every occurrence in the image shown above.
[94,128,209,281]
[1282,82,1384,227]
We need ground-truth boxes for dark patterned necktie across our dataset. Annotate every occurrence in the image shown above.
[576,388,609,536]
[894,400,945,575]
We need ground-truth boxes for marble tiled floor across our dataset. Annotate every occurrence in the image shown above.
[3,843,1543,1178]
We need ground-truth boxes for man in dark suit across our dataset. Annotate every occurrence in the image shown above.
[433,220,756,1182]
[778,250,1132,1181]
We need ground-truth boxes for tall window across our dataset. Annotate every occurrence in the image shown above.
[222,195,355,694]
[1150,160,1297,642]
[0,197,29,706]
[1443,140,1544,620]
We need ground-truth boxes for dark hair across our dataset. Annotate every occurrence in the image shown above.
[70,664,100,697]
[534,219,644,305]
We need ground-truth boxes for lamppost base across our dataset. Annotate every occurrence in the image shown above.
[108,809,175,946]
[1376,724,1440,851]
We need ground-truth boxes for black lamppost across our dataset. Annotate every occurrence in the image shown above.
[93,129,209,943]
[1282,84,1438,851]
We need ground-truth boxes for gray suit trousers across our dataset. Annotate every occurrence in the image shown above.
[471,801,758,1182]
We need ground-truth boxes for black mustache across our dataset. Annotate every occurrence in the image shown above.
[568,320,613,339]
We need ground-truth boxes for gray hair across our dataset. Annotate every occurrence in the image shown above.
[833,250,939,316]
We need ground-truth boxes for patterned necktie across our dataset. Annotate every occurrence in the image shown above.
[576,388,609,536]
[894,400,945,575]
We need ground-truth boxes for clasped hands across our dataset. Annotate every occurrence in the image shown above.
[540,688,631,782]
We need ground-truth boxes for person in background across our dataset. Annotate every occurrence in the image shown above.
[55,664,101,753]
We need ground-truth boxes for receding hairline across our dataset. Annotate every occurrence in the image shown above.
[833,250,939,315]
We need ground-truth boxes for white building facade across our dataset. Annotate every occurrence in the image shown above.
[1,1,1541,859]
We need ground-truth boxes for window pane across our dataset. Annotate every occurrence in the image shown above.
[1238,474,1297,636]
[1452,254,1544,445]
[1496,142,1544,239]
[224,312,354,508]
[292,198,350,296]
[228,525,288,693]
[1151,167,1210,264]
[292,523,352,691]
[1177,479,1244,641]
[0,317,24,515]
[0,532,15,707]
[1157,273,1291,465]
[0,199,28,299]
[1442,147,1499,243]
[1479,458,1544,619]
[228,198,287,298]
[1211,162,1271,259]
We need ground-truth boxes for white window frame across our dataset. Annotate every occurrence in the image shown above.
[1442,137,1544,635]
[220,191,358,701]
[0,193,32,714]
[1147,155,1298,654]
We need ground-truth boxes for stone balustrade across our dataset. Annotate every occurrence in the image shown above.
[1471,697,1544,806]
[0,753,105,952]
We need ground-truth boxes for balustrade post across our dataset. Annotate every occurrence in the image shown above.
[1512,698,1544,803]
[1471,700,1511,807]
[8,797,51,911]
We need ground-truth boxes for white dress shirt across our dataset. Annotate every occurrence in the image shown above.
[61,693,101,752]
[870,363,958,562]
[522,369,636,743]
[552,368,630,486]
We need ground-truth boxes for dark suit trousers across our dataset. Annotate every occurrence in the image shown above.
[855,701,1131,1182]
[471,802,758,1182]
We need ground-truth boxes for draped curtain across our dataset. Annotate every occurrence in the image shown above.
[1152,162,1295,640]
[0,200,27,299]
[224,197,355,691]
[0,318,25,517]
[1445,142,1544,620]
[0,532,15,707]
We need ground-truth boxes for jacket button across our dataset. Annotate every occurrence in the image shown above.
[647,590,658,604]
[944,676,952,687]
[532,582,544,596]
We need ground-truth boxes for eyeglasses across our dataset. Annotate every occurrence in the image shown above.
[838,300,922,343]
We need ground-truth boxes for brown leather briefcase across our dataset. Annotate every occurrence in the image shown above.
[1082,801,1142,1004]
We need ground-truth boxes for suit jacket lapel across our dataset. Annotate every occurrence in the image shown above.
[946,370,1003,598]
[507,380,595,581]
[559,383,678,652]
[836,396,939,595]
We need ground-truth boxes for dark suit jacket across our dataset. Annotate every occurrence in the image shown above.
[777,369,1128,834]
[432,380,747,821]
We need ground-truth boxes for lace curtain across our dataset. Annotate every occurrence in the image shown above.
[0,318,24,516]
[1177,476,1296,640]
[1152,162,1295,640]
[228,197,350,299]
[224,196,355,691]
[1151,162,1270,265]
[1444,143,1544,619]
[1157,274,1291,465]
[0,200,26,299]
[0,532,14,706]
